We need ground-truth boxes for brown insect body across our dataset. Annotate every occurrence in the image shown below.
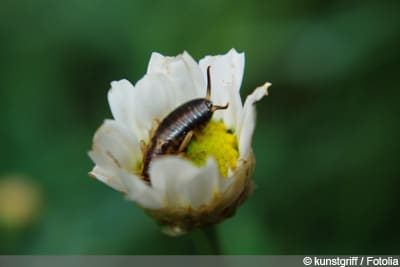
[141,66,229,182]
[141,99,213,179]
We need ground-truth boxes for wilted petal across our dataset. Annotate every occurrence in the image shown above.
[237,83,271,159]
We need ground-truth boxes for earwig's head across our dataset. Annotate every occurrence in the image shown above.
[204,99,213,110]
[205,66,229,113]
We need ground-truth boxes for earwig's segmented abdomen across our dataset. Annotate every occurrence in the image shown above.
[157,99,213,141]
[141,98,213,180]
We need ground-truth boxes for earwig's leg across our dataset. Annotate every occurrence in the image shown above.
[178,131,194,153]
[150,119,160,137]
[156,138,169,148]
[140,140,146,154]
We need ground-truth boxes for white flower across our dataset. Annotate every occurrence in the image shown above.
[88,49,270,235]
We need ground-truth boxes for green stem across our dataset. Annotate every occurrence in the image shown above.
[192,226,221,254]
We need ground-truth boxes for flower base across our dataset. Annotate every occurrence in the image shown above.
[145,152,255,236]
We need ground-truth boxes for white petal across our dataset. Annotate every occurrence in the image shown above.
[199,48,245,130]
[88,150,125,192]
[109,73,178,143]
[120,170,163,209]
[147,52,205,106]
[107,79,136,131]
[132,73,177,142]
[181,51,206,98]
[182,158,220,209]
[149,156,220,209]
[91,119,141,170]
[237,83,271,159]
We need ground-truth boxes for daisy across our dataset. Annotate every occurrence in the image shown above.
[89,49,270,236]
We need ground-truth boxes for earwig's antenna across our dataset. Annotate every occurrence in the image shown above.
[211,102,229,112]
[206,66,211,101]
[205,65,229,112]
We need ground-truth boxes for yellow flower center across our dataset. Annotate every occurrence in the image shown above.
[186,121,239,177]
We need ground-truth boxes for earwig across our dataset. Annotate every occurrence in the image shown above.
[141,66,229,182]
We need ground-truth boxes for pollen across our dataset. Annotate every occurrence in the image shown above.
[186,121,239,177]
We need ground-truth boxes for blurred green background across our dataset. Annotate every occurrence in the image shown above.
[1,0,399,254]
